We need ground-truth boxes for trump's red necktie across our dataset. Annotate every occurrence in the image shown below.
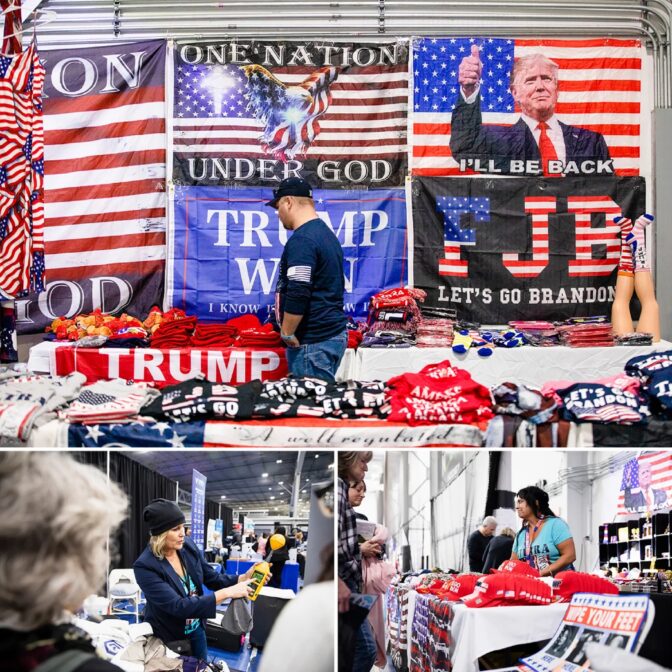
[537,122,559,177]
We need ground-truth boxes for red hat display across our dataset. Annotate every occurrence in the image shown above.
[442,574,482,599]
[555,571,620,602]
[491,559,540,577]
[462,573,552,608]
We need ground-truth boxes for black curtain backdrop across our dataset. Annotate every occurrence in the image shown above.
[221,504,233,536]
[74,452,177,568]
[485,451,502,518]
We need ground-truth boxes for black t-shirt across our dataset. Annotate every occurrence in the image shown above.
[467,529,491,572]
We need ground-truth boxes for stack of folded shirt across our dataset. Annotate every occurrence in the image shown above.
[361,288,427,348]
[237,322,283,347]
[615,332,654,346]
[60,380,160,425]
[150,315,197,348]
[346,317,366,349]
[386,359,494,426]
[558,322,614,347]
[416,318,454,348]
[491,382,557,424]
[253,377,390,419]
[556,382,650,424]
[191,323,239,347]
[509,320,561,347]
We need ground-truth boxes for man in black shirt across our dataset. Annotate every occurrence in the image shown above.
[467,516,497,572]
[267,177,347,383]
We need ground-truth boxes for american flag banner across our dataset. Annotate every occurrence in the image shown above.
[411,37,642,177]
[172,40,408,188]
[0,39,45,300]
[618,451,672,516]
[411,175,645,323]
[16,40,167,334]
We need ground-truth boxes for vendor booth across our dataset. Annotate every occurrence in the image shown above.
[345,450,672,671]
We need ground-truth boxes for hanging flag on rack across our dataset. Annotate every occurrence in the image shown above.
[0,0,46,301]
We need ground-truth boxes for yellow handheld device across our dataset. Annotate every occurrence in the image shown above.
[248,561,270,601]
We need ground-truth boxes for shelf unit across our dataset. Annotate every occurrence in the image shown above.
[599,511,671,572]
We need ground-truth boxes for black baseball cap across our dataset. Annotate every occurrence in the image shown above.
[266,177,313,208]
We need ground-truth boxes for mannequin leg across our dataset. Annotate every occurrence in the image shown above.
[633,271,660,342]
[611,273,635,336]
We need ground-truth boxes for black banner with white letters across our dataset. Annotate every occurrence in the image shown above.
[412,175,645,323]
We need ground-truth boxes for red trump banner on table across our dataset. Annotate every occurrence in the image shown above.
[173,40,408,188]
[16,40,167,334]
[54,346,287,386]
[411,174,645,323]
[411,37,642,177]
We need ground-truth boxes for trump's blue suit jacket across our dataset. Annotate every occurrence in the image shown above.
[133,536,238,644]
[449,93,611,174]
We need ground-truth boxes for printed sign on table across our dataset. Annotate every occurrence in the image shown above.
[16,40,167,333]
[168,185,407,321]
[411,37,642,178]
[54,345,288,386]
[191,469,207,550]
[173,40,408,188]
[521,593,650,672]
[411,175,645,323]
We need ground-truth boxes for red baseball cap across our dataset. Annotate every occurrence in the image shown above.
[492,559,540,577]
[462,573,552,608]
[442,574,482,599]
[555,571,620,602]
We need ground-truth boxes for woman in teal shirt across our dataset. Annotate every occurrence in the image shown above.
[511,485,576,577]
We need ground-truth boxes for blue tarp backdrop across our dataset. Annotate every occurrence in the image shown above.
[169,185,407,321]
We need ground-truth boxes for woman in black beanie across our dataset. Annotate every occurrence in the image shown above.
[134,499,261,661]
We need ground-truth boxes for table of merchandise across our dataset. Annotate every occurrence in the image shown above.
[409,591,567,672]
[353,342,671,388]
[27,340,358,383]
[225,559,300,593]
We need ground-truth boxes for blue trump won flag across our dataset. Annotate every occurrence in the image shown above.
[167,185,407,321]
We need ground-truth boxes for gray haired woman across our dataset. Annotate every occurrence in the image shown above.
[0,453,128,672]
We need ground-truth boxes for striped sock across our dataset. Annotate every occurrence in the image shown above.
[614,216,634,274]
[626,213,653,272]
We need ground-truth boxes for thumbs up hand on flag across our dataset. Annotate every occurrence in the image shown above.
[458,44,483,97]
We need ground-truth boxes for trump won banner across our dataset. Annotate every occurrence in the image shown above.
[412,175,645,323]
[167,185,407,321]
[172,40,408,188]
[411,37,642,178]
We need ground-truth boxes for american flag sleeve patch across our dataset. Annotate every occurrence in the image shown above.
[287,265,312,283]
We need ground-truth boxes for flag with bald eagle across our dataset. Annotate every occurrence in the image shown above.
[172,40,408,187]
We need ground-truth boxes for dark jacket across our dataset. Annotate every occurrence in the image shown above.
[482,534,515,574]
[449,93,612,175]
[133,536,238,644]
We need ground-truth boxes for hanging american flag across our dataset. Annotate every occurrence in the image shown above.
[173,40,408,188]
[16,40,166,333]
[618,451,672,516]
[411,37,642,176]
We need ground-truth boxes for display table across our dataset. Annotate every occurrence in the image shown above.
[27,340,357,383]
[409,591,567,672]
[225,559,300,593]
[354,343,672,388]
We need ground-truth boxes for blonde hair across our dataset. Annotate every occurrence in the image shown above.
[149,530,171,560]
[0,453,127,631]
[338,451,373,481]
[501,527,516,538]
[510,53,559,89]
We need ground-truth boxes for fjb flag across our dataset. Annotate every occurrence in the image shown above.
[172,40,408,188]
[16,41,167,333]
[618,451,672,516]
[411,37,641,176]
